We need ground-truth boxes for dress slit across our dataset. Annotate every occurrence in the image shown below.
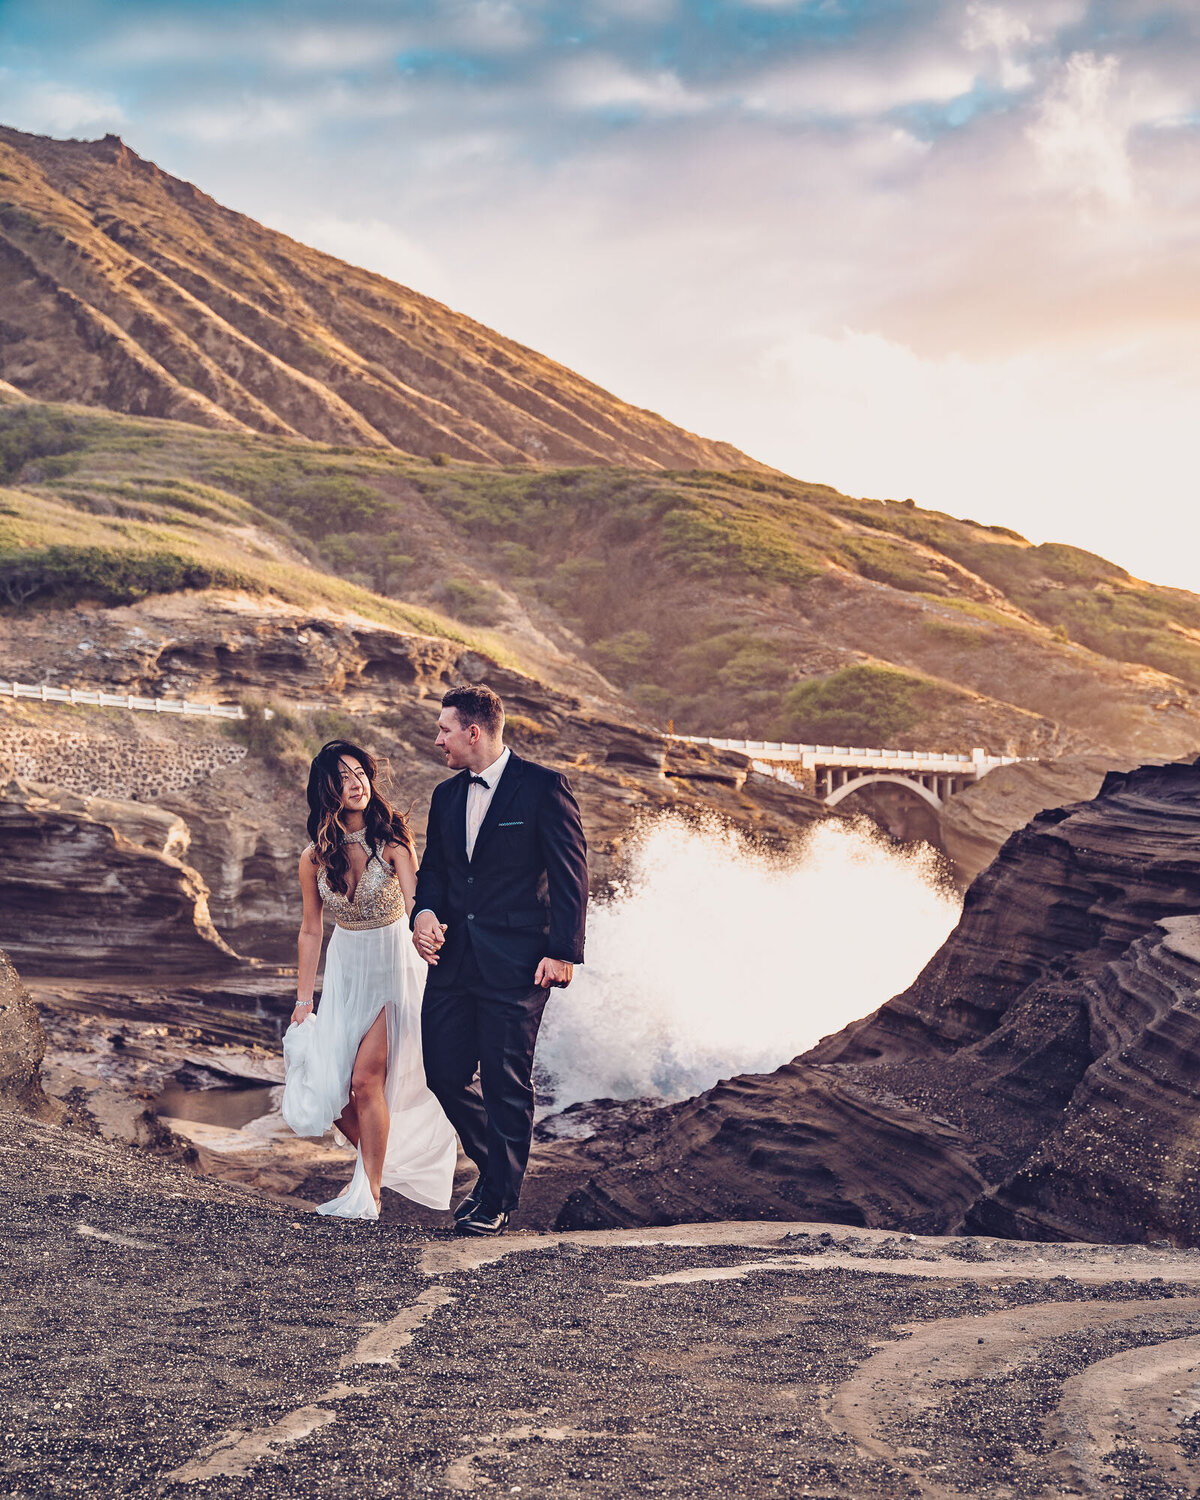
[281,919,457,1220]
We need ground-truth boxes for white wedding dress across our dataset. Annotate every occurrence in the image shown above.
[280,830,456,1219]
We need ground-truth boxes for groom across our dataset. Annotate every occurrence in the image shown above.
[412,683,588,1236]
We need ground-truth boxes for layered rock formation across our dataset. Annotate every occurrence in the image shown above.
[0,127,762,471]
[0,779,239,976]
[551,759,1200,1246]
[938,753,1144,885]
[0,593,831,961]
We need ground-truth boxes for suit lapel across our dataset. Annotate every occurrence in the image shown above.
[445,769,471,869]
[469,752,524,865]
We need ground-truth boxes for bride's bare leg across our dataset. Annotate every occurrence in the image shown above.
[350,1010,389,1208]
[335,1094,360,1148]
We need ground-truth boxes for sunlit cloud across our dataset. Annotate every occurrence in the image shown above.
[2,0,1200,589]
[745,51,978,117]
[962,2,1033,89]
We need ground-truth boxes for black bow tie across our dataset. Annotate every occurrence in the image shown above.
[468,774,490,788]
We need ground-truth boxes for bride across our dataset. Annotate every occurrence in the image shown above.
[280,739,456,1219]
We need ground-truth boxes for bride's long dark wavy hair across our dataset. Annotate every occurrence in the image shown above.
[305,740,414,895]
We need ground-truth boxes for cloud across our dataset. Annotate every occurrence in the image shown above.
[4,0,1200,588]
[0,72,125,134]
[281,213,457,302]
[962,2,1033,89]
[745,51,978,117]
[552,54,706,115]
[1028,51,1134,206]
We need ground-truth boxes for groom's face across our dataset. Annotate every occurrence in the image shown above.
[436,707,477,769]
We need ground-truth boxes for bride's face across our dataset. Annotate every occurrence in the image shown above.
[337,756,371,813]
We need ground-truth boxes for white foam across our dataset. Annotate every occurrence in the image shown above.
[538,814,961,1111]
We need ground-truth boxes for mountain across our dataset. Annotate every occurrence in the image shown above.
[0,126,761,471]
[4,126,1200,767]
[4,396,1200,768]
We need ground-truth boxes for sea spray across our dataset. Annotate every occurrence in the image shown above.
[537,814,961,1112]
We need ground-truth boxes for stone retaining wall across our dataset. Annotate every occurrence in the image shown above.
[0,722,247,800]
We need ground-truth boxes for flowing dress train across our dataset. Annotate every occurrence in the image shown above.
[280,837,456,1219]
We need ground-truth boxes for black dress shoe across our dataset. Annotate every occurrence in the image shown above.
[454,1202,510,1237]
[452,1179,484,1222]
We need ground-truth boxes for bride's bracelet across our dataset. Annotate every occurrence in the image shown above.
[296,999,313,1010]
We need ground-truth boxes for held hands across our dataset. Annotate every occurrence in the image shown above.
[413,911,448,965]
[290,999,314,1025]
[535,957,573,989]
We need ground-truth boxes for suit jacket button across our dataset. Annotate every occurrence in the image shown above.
[467,913,475,920]
[467,876,474,884]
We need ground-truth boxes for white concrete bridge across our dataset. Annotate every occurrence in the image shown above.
[683,737,1022,809]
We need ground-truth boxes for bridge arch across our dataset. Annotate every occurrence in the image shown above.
[824,772,945,811]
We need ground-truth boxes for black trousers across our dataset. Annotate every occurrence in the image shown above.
[421,945,550,1213]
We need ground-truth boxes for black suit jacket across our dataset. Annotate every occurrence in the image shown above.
[412,752,588,991]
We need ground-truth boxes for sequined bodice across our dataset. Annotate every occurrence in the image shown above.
[312,830,405,931]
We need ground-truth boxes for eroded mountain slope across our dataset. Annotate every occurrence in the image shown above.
[0,126,760,471]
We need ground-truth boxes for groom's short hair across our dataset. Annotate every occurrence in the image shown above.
[443,683,504,735]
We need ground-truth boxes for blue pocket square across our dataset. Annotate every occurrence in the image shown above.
[498,820,524,827]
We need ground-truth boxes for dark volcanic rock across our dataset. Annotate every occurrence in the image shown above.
[16,1108,1200,1500]
[967,913,1200,1245]
[552,759,1200,1246]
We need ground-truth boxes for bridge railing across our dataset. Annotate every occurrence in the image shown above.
[682,735,1022,773]
[1,680,246,720]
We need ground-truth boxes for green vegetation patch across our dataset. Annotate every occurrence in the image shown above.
[201,459,386,538]
[0,544,248,607]
[0,406,90,482]
[839,534,953,595]
[774,664,962,745]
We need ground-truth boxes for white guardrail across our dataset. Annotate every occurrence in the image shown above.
[1,680,245,720]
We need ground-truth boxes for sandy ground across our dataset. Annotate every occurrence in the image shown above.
[7,1114,1200,1498]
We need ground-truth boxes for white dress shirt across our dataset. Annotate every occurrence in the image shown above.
[465,746,511,860]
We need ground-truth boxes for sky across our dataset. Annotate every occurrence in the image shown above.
[2,0,1199,588]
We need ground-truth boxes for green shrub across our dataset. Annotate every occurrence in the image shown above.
[631,683,672,717]
[225,699,310,781]
[309,709,363,744]
[433,577,503,626]
[506,712,555,744]
[0,545,248,608]
[839,535,949,595]
[923,618,984,648]
[592,630,654,686]
[774,665,954,744]
[201,459,385,538]
[0,408,87,482]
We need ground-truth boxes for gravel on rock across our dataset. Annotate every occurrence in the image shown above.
[6,1112,1200,1499]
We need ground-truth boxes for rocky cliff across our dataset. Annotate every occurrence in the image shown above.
[0,590,829,966]
[0,778,240,976]
[0,127,761,471]
[552,760,1200,1246]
